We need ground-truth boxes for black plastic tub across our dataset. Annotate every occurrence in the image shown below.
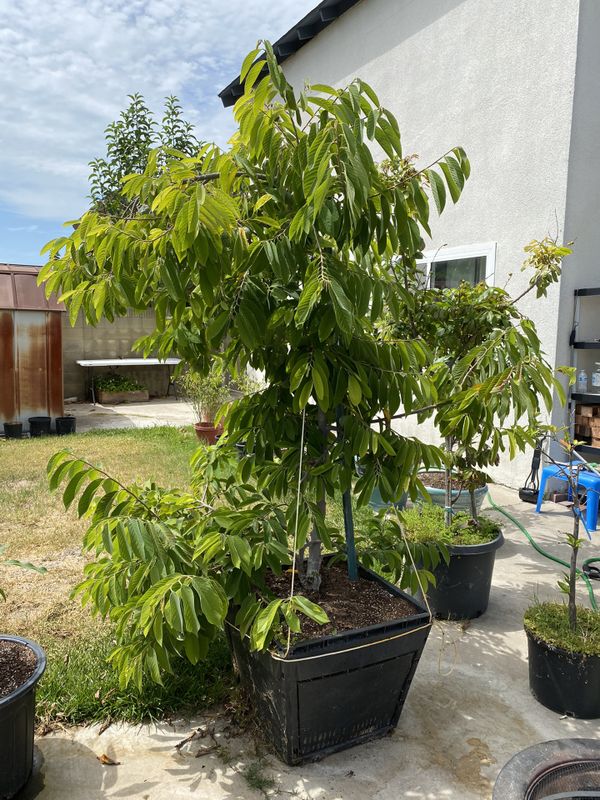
[526,629,600,718]
[228,564,431,766]
[426,531,504,620]
[3,423,22,440]
[0,636,46,798]
[28,417,51,437]
[55,416,76,436]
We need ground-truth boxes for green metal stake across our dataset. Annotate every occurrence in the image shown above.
[337,405,358,581]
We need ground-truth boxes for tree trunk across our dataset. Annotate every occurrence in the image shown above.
[444,436,453,527]
[469,487,478,522]
[569,459,580,632]
[303,408,328,593]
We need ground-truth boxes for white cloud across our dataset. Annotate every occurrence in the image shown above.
[0,0,315,221]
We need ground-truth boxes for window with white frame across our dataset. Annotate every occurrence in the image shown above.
[419,242,496,289]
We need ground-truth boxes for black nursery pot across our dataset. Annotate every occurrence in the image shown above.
[55,416,76,436]
[3,423,22,440]
[426,531,504,620]
[0,636,46,798]
[28,417,51,437]
[228,564,431,766]
[526,630,600,719]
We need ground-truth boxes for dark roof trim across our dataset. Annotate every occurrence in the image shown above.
[218,0,361,107]
[0,264,64,312]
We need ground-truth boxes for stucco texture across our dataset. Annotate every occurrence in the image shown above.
[281,0,583,487]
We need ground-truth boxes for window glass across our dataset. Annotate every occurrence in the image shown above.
[429,256,486,289]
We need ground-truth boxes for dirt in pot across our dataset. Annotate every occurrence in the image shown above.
[417,471,484,491]
[0,640,37,699]
[266,561,419,641]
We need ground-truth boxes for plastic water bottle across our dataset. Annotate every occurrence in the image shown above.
[592,363,600,393]
[577,369,589,393]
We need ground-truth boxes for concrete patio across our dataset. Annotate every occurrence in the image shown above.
[69,398,196,432]
[26,485,600,799]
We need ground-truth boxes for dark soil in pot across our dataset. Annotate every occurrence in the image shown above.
[416,471,482,491]
[266,561,419,641]
[229,559,431,765]
[0,641,36,698]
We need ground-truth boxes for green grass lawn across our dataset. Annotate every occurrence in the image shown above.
[0,426,234,725]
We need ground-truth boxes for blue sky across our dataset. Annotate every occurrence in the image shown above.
[0,0,316,265]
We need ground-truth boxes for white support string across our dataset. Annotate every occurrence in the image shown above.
[284,407,307,657]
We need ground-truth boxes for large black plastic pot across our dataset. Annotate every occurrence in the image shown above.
[426,531,504,620]
[526,629,600,718]
[3,423,22,440]
[228,565,431,765]
[28,417,51,437]
[0,636,46,799]
[55,416,76,436]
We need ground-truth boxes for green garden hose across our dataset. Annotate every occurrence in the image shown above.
[486,492,598,611]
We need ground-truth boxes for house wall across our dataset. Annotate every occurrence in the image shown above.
[62,310,167,400]
[281,0,582,486]
[555,0,600,449]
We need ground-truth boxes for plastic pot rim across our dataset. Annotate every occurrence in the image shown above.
[524,624,600,662]
[0,635,46,708]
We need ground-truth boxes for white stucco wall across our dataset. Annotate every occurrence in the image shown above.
[281,0,582,486]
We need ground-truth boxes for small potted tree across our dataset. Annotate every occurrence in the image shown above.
[524,437,600,718]
[0,547,47,798]
[179,363,231,443]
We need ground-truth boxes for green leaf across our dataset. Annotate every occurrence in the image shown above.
[348,375,362,405]
[250,599,282,651]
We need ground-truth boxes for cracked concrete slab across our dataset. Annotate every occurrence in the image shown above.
[26,485,600,799]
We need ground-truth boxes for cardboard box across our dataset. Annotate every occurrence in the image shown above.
[576,404,599,417]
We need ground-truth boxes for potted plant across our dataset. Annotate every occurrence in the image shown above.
[402,504,503,619]
[94,373,149,404]
[40,43,567,764]
[179,364,231,443]
[0,547,47,798]
[524,438,600,718]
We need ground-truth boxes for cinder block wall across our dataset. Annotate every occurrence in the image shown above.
[62,311,171,400]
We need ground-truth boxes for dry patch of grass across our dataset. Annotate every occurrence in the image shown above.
[0,426,199,640]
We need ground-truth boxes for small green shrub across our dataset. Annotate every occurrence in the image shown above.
[402,504,500,547]
[524,602,600,657]
[94,373,145,392]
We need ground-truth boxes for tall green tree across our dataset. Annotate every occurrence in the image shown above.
[41,43,565,685]
[89,93,199,215]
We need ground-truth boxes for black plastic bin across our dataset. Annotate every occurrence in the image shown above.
[228,564,431,765]
[0,636,46,798]
[3,423,22,440]
[28,417,51,437]
[426,531,504,620]
[55,416,76,436]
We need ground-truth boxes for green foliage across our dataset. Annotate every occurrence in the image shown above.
[522,237,573,299]
[89,93,199,216]
[524,602,600,657]
[0,544,46,601]
[94,372,145,392]
[178,362,231,423]
[402,504,500,547]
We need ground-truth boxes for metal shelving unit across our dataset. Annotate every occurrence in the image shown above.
[570,288,600,459]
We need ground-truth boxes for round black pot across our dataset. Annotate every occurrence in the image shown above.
[55,416,76,436]
[526,629,600,718]
[28,417,51,437]
[426,531,504,620]
[3,423,22,440]
[0,636,46,799]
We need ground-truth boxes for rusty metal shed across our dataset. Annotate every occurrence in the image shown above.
[0,264,64,431]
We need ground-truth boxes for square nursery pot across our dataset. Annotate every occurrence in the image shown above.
[96,389,149,405]
[0,636,46,799]
[227,564,431,766]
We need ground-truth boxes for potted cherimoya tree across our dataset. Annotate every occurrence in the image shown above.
[39,43,559,764]
[524,436,600,718]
